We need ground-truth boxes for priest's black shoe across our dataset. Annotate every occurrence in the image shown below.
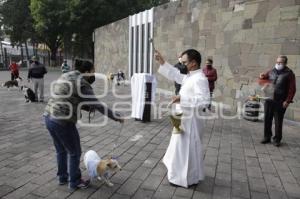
[260,139,271,144]
[169,182,179,187]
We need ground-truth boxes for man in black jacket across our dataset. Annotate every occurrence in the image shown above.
[259,55,296,147]
[27,56,47,102]
[174,54,187,95]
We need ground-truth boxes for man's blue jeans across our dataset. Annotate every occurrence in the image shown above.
[44,116,82,188]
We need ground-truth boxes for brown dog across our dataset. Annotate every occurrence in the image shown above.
[84,150,121,186]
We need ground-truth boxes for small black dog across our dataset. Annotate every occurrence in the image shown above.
[2,78,21,90]
[20,86,36,102]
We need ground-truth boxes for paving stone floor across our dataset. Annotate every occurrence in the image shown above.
[0,70,299,199]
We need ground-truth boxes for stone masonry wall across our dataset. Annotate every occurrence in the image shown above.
[153,0,300,121]
[94,0,300,121]
[94,17,129,76]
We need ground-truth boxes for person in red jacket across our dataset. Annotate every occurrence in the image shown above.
[202,58,217,110]
[9,61,20,80]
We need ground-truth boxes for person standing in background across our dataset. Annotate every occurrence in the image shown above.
[61,60,70,73]
[259,55,296,147]
[27,56,47,102]
[202,58,217,110]
[9,61,20,80]
[174,53,188,95]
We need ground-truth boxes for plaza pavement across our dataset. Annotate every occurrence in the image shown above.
[0,70,299,199]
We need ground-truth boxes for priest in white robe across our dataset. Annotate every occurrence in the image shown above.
[155,49,210,188]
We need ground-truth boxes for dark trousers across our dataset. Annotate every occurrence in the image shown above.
[264,100,286,142]
[208,92,213,110]
[44,116,82,188]
[11,71,20,80]
[175,83,181,95]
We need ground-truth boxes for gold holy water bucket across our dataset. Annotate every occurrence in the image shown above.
[168,103,183,134]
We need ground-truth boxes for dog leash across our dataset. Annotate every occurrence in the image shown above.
[111,122,124,159]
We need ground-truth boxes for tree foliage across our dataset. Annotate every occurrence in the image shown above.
[0,0,170,64]
[0,0,37,46]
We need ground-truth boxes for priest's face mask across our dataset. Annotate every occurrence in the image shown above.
[181,54,197,72]
[84,68,96,84]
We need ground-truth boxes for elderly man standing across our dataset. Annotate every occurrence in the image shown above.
[155,49,210,188]
[28,56,47,102]
[260,55,296,147]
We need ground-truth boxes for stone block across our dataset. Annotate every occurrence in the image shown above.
[153,185,175,198]
[280,0,298,7]
[275,21,298,38]
[244,29,259,43]
[216,33,224,48]
[258,27,275,40]
[132,189,154,199]
[223,65,233,78]
[282,182,300,198]
[280,6,300,20]
[228,44,241,56]
[241,53,260,67]
[117,178,143,196]
[244,2,259,18]
[141,175,163,190]
[249,177,268,193]
[266,5,280,26]
[206,34,216,49]
[224,17,244,31]
[222,11,233,24]
[224,31,234,44]
[253,1,269,23]
[232,30,246,42]
[243,19,253,29]
[232,181,250,198]
[293,109,300,122]
[281,41,300,55]
[213,185,231,198]
[232,169,248,182]
[263,44,281,55]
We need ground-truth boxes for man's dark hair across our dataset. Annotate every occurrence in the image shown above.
[75,59,94,73]
[206,58,213,64]
[182,49,202,68]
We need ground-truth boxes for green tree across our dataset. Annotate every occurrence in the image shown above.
[0,0,37,60]
[30,0,70,66]
[67,0,169,59]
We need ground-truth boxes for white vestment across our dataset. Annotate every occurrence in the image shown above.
[131,73,156,119]
[158,62,210,187]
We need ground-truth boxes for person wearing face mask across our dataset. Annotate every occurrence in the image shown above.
[259,55,296,147]
[44,59,124,190]
[202,58,217,110]
[174,53,188,95]
[155,49,210,188]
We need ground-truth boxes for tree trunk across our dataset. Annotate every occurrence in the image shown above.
[0,42,4,64]
[50,47,57,67]
[25,42,29,60]
[20,45,24,63]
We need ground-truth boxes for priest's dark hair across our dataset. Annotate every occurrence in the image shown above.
[182,49,202,68]
[74,59,94,73]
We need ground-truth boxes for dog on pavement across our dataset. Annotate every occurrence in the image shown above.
[84,150,121,187]
[1,78,22,90]
[20,86,36,102]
